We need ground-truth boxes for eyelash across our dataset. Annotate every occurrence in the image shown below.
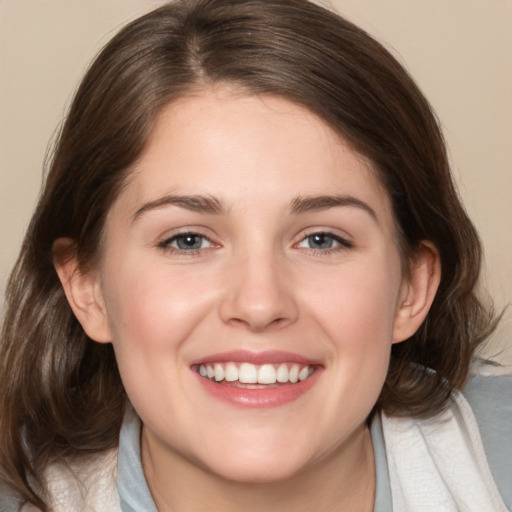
[157,232,217,256]
[157,230,353,256]
[295,232,353,254]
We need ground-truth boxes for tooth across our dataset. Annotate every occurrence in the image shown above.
[289,365,299,383]
[298,366,310,381]
[201,361,312,384]
[225,363,238,382]
[258,364,277,384]
[276,364,289,383]
[214,363,225,382]
[238,363,258,384]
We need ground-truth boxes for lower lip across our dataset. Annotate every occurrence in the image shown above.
[194,369,322,408]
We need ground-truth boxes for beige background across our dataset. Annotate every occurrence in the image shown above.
[1,0,511,362]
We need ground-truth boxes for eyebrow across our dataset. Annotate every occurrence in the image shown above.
[132,193,377,222]
[289,194,377,221]
[132,194,227,221]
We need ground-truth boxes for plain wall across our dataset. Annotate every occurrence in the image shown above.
[1,0,511,362]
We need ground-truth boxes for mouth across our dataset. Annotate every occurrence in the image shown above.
[191,352,322,407]
[195,362,317,388]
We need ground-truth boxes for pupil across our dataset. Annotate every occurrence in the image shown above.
[311,234,332,249]
[178,235,201,249]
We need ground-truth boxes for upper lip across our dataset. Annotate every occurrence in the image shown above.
[190,350,322,366]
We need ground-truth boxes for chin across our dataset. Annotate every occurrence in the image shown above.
[204,455,309,485]
[196,435,321,485]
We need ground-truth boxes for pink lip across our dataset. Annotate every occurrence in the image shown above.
[190,350,321,366]
[194,369,321,408]
[190,350,323,408]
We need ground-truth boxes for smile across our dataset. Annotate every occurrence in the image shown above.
[197,362,316,386]
[191,351,322,407]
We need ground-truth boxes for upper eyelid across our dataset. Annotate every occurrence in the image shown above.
[165,232,214,243]
[159,227,216,241]
[157,233,219,256]
[296,233,352,248]
[156,230,217,250]
[296,227,353,242]
[165,232,210,241]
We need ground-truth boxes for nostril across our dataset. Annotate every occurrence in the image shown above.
[270,317,289,327]
[227,315,292,332]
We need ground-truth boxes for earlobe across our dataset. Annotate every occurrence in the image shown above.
[392,241,441,344]
[53,238,111,343]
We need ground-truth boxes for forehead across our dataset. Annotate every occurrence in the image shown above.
[112,89,395,231]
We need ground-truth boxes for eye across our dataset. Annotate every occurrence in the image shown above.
[158,232,215,252]
[296,232,352,251]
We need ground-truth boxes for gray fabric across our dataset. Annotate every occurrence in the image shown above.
[117,407,158,512]
[116,374,512,511]
[118,376,512,512]
[462,374,512,510]
[1,373,508,511]
[114,406,395,512]
[370,414,392,512]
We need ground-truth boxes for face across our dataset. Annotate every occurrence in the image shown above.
[91,89,411,482]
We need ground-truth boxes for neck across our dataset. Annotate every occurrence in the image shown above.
[141,424,375,512]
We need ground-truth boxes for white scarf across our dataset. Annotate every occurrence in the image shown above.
[21,449,120,512]
[22,389,507,511]
[382,389,508,512]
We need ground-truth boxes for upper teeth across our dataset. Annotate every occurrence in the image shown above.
[198,362,314,385]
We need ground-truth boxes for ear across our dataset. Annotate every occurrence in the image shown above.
[53,238,111,343]
[392,241,441,344]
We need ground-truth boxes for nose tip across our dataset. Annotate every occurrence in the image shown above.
[226,305,292,332]
[218,262,298,332]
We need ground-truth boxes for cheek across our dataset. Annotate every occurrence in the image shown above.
[306,260,401,345]
[103,263,213,348]
[101,266,209,412]
[302,256,401,397]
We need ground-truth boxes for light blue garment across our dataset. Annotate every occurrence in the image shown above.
[1,374,509,511]
[463,374,512,510]
[115,374,512,512]
[370,414,392,512]
[117,407,158,512]
[115,404,396,511]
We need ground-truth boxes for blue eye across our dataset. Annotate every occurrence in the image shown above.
[159,233,213,252]
[297,232,352,251]
[305,233,334,249]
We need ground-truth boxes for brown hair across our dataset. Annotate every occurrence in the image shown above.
[0,0,497,508]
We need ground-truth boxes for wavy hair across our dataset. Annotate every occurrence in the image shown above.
[0,0,497,508]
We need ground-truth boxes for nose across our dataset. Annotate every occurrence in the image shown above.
[218,251,299,332]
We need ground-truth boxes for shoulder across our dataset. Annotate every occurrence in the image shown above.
[17,449,120,512]
[463,366,512,510]
[379,366,512,511]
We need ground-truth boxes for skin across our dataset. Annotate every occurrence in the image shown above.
[56,87,440,511]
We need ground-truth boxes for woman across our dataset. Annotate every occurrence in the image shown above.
[0,1,510,510]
